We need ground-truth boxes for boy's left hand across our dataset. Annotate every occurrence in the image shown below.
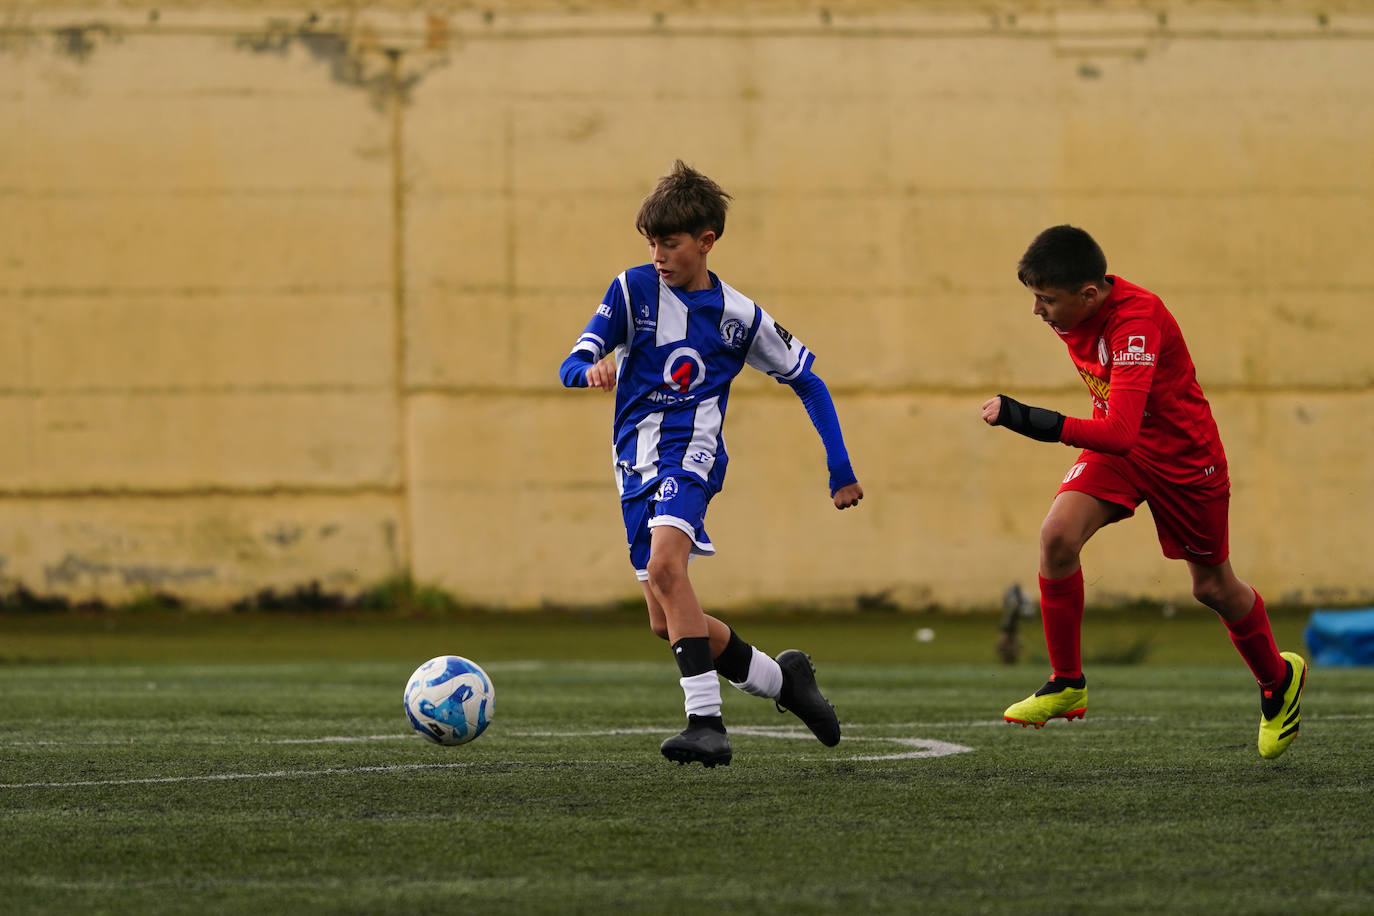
[833,482,864,510]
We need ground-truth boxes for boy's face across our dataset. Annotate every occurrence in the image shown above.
[1027,281,1108,334]
[646,230,716,291]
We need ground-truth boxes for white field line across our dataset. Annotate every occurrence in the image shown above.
[0,763,481,790]
[8,711,1369,790]
[0,714,1168,749]
[0,724,973,789]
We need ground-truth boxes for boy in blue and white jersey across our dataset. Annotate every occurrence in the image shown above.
[558,160,864,767]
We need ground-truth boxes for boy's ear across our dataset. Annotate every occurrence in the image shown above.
[697,230,717,253]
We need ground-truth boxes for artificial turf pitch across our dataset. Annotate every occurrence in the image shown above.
[1,609,1370,915]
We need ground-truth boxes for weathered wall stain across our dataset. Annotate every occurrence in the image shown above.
[43,553,216,589]
[52,22,117,61]
[232,14,446,108]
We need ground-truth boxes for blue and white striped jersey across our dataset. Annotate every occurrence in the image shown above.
[566,264,813,500]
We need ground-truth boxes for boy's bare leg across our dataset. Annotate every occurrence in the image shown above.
[644,526,731,765]
[641,578,729,655]
[644,526,709,641]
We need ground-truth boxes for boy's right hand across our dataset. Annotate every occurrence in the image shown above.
[585,358,617,391]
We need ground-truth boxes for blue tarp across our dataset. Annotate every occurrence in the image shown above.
[1304,608,1374,666]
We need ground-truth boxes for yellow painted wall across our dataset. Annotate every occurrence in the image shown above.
[0,3,1370,608]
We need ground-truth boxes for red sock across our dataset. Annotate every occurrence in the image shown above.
[1223,589,1286,687]
[1039,568,1085,680]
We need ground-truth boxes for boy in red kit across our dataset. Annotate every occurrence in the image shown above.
[981,225,1305,759]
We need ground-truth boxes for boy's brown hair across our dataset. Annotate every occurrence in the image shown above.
[635,159,732,240]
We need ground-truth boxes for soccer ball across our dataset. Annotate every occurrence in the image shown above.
[403,655,495,746]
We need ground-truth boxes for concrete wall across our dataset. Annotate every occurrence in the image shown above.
[1,2,1371,609]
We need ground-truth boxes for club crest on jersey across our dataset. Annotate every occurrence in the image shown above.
[1097,336,1110,367]
[720,318,747,349]
[654,477,679,502]
[662,346,705,394]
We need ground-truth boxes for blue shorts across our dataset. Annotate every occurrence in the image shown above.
[622,475,715,581]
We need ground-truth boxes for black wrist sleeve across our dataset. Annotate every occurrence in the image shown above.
[995,394,1066,443]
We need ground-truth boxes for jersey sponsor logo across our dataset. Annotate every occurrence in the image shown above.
[632,303,656,333]
[662,346,706,394]
[1077,367,1110,403]
[654,477,679,502]
[720,318,747,349]
[597,302,614,319]
[773,322,793,349]
[1113,335,1156,365]
[1063,462,1088,484]
[646,389,692,405]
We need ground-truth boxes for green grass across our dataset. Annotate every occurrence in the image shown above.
[1,609,1370,915]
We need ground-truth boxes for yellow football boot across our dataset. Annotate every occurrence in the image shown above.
[1004,678,1087,728]
[1258,651,1306,760]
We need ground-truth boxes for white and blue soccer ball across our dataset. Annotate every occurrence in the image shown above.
[403,655,494,746]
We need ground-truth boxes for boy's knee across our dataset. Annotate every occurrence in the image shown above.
[1038,518,1081,568]
[1191,577,1227,611]
[645,554,684,595]
[648,620,670,641]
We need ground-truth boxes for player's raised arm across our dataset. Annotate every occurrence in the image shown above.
[983,393,1066,442]
[982,388,1148,454]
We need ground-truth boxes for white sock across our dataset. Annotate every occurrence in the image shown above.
[680,671,722,718]
[730,647,783,700]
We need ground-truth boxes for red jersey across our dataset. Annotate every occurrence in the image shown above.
[1056,276,1227,488]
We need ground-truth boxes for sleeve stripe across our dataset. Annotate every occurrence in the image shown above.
[771,347,813,381]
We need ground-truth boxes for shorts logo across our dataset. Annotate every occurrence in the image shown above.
[1063,462,1088,484]
[720,318,747,349]
[773,322,793,349]
[663,346,705,393]
[654,477,679,502]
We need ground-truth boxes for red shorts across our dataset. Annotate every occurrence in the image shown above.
[1057,451,1231,565]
